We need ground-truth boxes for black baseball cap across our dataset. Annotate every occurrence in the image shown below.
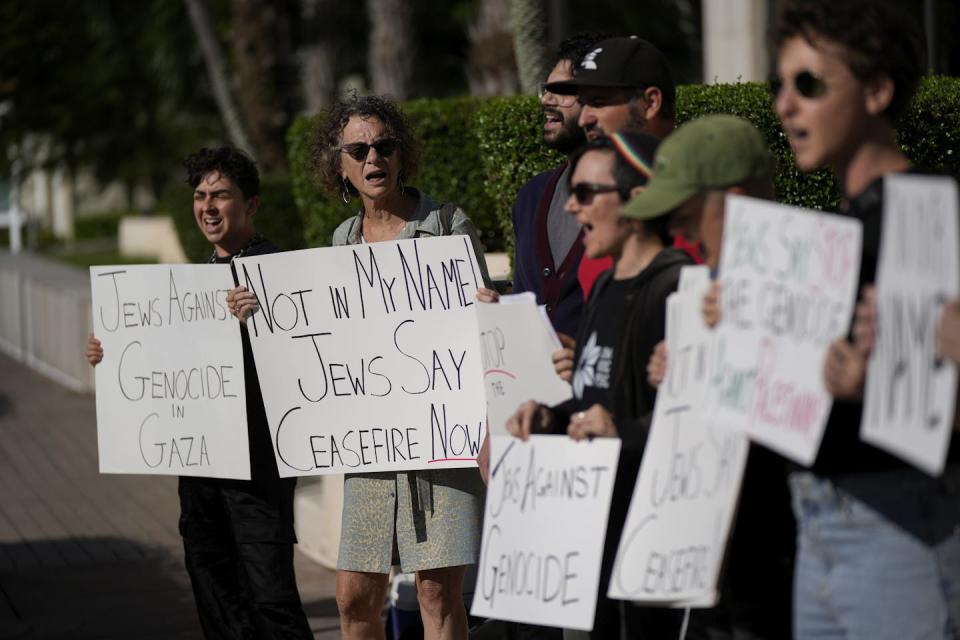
[545,36,675,103]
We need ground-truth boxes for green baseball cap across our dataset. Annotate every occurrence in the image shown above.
[623,114,772,220]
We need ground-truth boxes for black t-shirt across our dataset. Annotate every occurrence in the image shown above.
[570,276,636,410]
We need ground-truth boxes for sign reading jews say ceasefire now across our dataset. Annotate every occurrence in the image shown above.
[472,434,621,631]
[235,235,488,477]
[704,195,863,466]
[90,264,250,480]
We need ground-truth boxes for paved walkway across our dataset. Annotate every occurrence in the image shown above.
[0,353,341,639]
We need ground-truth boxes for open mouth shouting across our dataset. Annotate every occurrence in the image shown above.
[544,107,564,132]
[364,168,389,185]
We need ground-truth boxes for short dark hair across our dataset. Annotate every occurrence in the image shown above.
[772,0,924,121]
[568,136,671,245]
[557,33,612,68]
[183,147,260,199]
[313,93,420,196]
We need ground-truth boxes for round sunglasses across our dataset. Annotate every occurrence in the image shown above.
[769,70,828,99]
[340,138,399,161]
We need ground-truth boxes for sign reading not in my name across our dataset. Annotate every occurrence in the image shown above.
[704,195,862,465]
[235,236,487,476]
[91,264,249,479]
[472,434,620,631]
[861,175,960,476]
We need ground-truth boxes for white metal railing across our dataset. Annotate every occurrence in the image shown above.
[0,251,93,391]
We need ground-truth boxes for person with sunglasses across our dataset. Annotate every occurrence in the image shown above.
[309,93,489,640]
[507,132,692,639]
[770,0,960,637]
[630,115,795,639]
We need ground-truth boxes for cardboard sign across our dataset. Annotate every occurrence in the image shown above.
[608,267,749,606]
[861,175,960,475]
[475,296,571,436]
[90,265,249,479]
[704,195,862,465]
[472,434,621,631]
[234,236,487,476]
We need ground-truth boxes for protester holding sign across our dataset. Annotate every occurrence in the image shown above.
[772,0,960,636]
[306,93,490,640]
[88,147,313,639]
[625,114,794,638]
[508,132,691,638]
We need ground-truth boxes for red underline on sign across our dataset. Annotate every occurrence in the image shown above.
[428,458,478,463]
[484,369,517,379]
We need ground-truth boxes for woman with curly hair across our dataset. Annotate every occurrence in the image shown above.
[314,94,490,640]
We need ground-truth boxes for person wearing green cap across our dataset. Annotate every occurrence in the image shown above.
[632,114,795,640]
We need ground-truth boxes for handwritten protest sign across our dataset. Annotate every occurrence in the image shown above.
[703,196,862,465]
[91,265,249,479]
[609,267,749,606]
[861,175,960,475]
[234,236,487,476]
[472,434,620,630]
[475,296,571,436]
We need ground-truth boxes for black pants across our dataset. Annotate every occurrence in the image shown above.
[179,476,313,640]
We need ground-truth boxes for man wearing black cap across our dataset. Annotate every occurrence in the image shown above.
[545,36,676,142]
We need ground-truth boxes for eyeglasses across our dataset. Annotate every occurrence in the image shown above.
[538,83,578,107]
[571,182,620,204]
[340,138,399,161]
[769,70,828,99]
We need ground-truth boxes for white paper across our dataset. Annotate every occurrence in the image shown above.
[472,434,621,631]
[609,269,749,606]
[704,195,862,465]
[90,264,249,479]
[861,175,960,475]
[475,301,572,436]
[234,236,488,476]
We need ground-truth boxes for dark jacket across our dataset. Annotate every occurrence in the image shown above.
[550,247,693,638]
[512,166,588,337]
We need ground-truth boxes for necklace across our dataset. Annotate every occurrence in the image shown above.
[207,233,265,264]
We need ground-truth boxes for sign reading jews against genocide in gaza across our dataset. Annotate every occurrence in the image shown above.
[90,264,250,479]
[861,175,960,476]
[234,236,488,477]
[703,195,862,465]
[471,434,621,631]
[609,266,749,607]
[474,294,572,437]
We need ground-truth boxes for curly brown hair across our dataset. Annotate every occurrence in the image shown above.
[772,0,923,122]
[311,93,420,196]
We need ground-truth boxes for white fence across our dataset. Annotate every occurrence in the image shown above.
[0,251,94,391]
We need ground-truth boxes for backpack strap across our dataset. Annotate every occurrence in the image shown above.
[438,203,458,236]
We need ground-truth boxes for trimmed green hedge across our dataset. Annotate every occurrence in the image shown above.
[286,76,959,261]
[163,173,304,263]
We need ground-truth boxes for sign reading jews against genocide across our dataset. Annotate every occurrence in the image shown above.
[704,195,862,465]
[90,265,249,479]
[861,175,960,476]
[609,267,749,606]
[475,294,572,436]
[472,434,620,630]
[234,236,487,476]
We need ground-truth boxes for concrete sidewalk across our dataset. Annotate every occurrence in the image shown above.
[0,353,340,639]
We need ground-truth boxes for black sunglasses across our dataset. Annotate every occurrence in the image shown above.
[571,182,620,204]
[769,70,828,99]
[340,138,399,161]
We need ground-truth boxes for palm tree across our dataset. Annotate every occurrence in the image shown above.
[367,0,414,100]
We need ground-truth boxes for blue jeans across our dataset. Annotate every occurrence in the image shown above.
[790,468,960,640]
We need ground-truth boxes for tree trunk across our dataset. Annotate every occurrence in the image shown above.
[510,0,549,94]
[230,0,297,172]
[298,0,338,113]
[467,0,520,96]
[183,0,254,156]
[366,0,414,100]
